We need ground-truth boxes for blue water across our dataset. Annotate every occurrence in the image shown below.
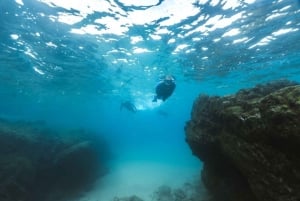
[1,0,300,200]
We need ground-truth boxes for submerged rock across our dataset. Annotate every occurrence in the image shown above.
[185,80,300,201]
[151,182,209,201]
[113,195,144,201]
[0,119,110,201]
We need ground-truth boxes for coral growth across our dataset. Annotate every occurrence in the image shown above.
[185,80,300,201]
[112,180,208,201]
[113,195,144,201]
[151,182,207,201]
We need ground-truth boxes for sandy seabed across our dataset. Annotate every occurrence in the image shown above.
[76,147,201,201]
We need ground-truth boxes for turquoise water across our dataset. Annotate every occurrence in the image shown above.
[1,0,300,200]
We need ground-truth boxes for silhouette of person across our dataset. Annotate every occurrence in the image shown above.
[120,101,137,113]
[153,75,176,102]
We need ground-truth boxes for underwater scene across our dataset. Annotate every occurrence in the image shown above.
[1,0,300,201]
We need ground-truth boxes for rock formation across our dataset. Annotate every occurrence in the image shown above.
[113,181,207,201]
[185,80,300,201]
[0,119,110,201]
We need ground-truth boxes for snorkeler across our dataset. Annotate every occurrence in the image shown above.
[120,101,137,113]
[153,75,176,102]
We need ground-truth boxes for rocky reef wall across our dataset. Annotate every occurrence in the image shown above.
[185,80,300,201]
[0,119,110,201]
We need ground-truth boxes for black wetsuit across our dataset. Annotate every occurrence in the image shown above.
[153,80,176,102]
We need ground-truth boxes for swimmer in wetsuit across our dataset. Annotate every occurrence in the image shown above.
[153,75,176,102]
[120,101,137,113]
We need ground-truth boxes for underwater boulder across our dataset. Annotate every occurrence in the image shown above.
[185,80,300,201]
[0,119,110,201]
[53,141,101,189]
[0,155,35,201]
